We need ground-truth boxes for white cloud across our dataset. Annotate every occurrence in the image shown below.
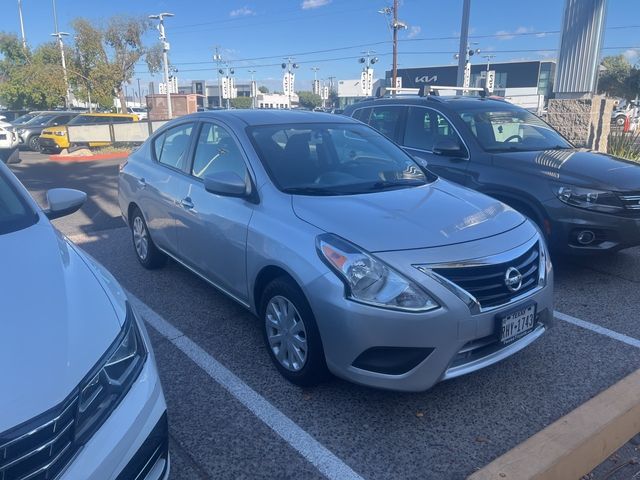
[496,26,533,41]
[407,26,421,39]
[301,0,331,10]
[229,6,255,17]
[623,48,640,63]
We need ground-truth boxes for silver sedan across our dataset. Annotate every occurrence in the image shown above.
[118,110,553,392]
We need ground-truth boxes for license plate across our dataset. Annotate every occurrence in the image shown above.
[498,304,536,346]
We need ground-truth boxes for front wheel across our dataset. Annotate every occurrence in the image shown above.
[260,277,329,387]
[130,207,167,269]
[28,135,40,152]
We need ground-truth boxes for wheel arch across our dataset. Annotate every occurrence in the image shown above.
[253,265,299,314]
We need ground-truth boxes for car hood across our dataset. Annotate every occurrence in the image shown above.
[492,149,640,191]
[0,221,122,432]
[291,179,525,252]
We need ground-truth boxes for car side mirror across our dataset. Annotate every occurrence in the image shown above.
[433,138,465,157]
[45,188,86,220]
[204,171,248,198]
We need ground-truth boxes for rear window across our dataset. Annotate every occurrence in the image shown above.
[0,169,37,235]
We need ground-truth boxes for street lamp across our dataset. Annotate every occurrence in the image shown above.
[51,32,71,108]
[248,69,257,109]
[282,58,299,109]
[149,12,174,119]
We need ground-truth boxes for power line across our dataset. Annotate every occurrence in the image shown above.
[141,25,640,67]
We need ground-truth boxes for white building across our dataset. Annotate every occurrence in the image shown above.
[159,77,179,95]
[257,93,299,109]
[337,78,383,108]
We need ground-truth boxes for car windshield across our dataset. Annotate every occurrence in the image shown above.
[12,113,40,125]
[25,114,59,127]
[249,123,433,195]
[68,115,103,125]
[458,107,572,152]
[0,169,37,235]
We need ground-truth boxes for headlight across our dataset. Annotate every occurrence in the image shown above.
[553,185,623,213]
[317,233,439,312]
[75,303,146,444]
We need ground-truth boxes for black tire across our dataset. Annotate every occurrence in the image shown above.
[129,207,167,269]
[27,135,40,152]
[260,277,329,387]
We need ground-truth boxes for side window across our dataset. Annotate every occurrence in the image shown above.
[368,106,403,141]
[191,123,247,180]
[154,123,194,170]
[352,107,372,123]
[404,107,460,151]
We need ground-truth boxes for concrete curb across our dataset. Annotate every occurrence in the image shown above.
[468,367,640,480]
[49,152,129,163]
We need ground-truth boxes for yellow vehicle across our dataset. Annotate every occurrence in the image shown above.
[39,113,139,153]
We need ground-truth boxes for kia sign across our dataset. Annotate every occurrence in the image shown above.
[486,70,496,93]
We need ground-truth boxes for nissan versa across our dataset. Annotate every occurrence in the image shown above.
[118,110,553,392]
[344,95,640,255]
[0,162,169,479]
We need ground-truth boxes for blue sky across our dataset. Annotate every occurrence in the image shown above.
[3,0,639,91]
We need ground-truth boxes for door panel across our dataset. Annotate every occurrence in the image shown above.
[175,122,254,301]
[402,106,471,185]
[138,122,195,253]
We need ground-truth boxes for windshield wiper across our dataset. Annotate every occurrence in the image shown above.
[282,186,347,196]
[367,179,426,191]
[545,145,573,150]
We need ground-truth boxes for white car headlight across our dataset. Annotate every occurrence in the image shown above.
[317,233,439,312]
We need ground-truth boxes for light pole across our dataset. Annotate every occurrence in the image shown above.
[149,12,174,119]
[454,43,480,91]
[282,57,299,109]
[214,46,222,108]
[17,0,27,51]
[358,51,378,97]
[68,70,92,112]
[311,66,320,96]
[51,0,71,108]
[482,54,495,72]
[248,69,257,109]
[218,64,234,109]
[456,0,471,90]
[379,2,406,91]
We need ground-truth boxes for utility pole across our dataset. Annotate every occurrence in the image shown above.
[51,0,71,108]
[17,0,27,51]
[379,2,406,92]
[456,0,471,90]
[214,46,222,108]
[248,69,257,109]
[149,12,174,119]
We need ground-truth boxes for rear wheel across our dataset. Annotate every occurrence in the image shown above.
[27,135,40,152]
[130,207,167,269]
[260,277,329,387]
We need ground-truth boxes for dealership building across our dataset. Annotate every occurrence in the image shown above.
[387,60,556,110]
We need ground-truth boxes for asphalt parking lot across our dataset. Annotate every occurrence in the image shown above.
[10,151,640,479]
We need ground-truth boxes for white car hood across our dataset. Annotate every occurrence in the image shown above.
[0,221,122,432]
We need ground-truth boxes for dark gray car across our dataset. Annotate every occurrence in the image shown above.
[16,112,78,151]
[344,96,640,255]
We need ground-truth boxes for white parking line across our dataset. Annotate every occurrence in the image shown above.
[127,293,364,480]
[554,311,640,349]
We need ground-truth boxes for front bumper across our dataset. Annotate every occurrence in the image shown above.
[60,331,169,479]
[543,197,640,254]
[38,137,63,152]
[306,266,553,392]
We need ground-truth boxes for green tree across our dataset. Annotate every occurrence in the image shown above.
[230,96,252,109]
[71,16,162,110]
[0,33,66,109]
[598,55,632,98]
[297,91,322,109]
[258,85,269,93]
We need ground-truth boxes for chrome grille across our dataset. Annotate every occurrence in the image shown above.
[619,193,640,211]
[432,242,540,309]
[0,397,78,480]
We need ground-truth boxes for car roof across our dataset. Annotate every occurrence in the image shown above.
[346,96,515,111]
[180,109,356,126]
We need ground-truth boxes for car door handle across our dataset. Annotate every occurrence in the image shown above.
[137,177,146,188]
[180,197,194,210]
